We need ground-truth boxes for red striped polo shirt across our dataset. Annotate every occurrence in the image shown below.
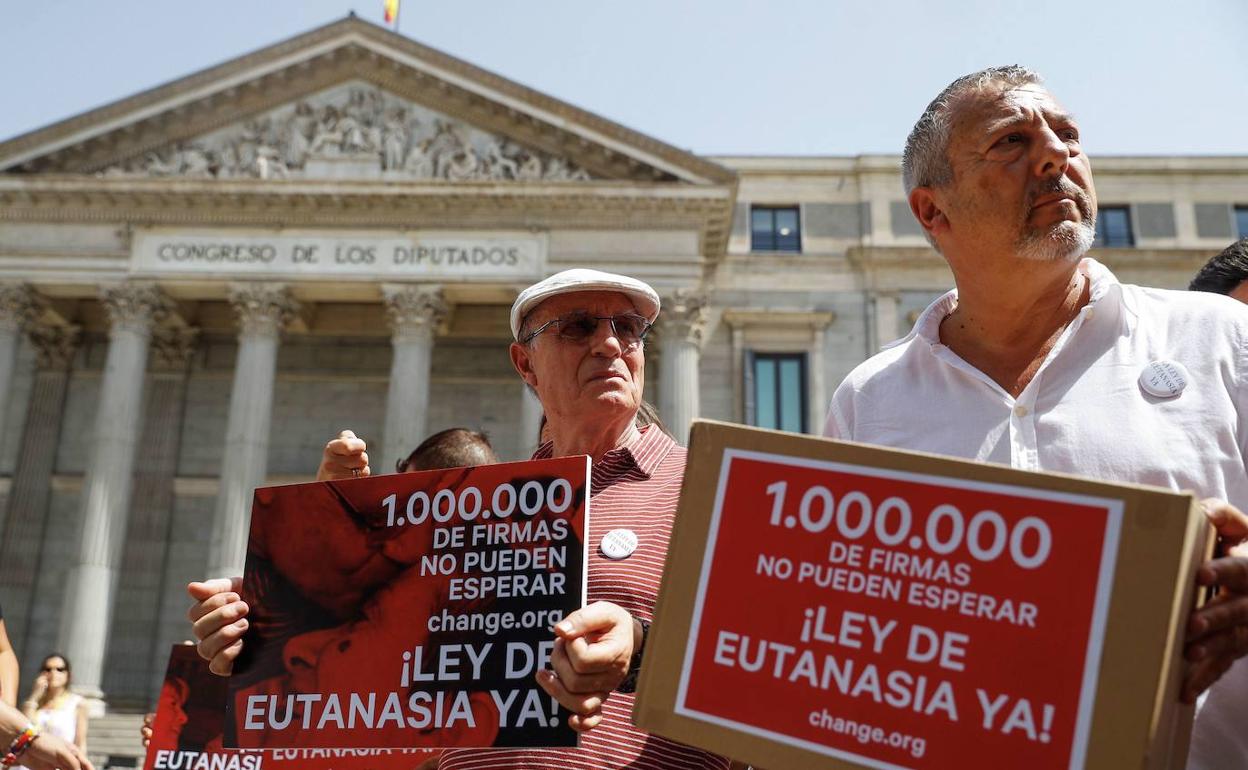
[438,425,730,770]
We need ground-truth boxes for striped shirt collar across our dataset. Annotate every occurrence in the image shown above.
[532,424,674,483]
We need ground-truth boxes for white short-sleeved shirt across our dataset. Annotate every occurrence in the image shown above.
[824,258,1248,769]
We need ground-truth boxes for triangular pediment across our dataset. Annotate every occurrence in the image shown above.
[0,16,732,186]
[92,81,599,183]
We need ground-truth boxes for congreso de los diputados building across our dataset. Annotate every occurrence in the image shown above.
[0,15,1246,761]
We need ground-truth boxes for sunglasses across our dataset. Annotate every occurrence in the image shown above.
[521,311,651,347]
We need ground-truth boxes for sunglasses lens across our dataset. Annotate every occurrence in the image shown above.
[614,315,648,342]
[552,313,649,345]
[558,313,599,341]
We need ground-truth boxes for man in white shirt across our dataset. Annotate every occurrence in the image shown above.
[825,65,1248,768]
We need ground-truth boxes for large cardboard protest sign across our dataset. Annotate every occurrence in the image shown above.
[635,421,1209,770]
[145,645,437,770]
[225,457,589,750]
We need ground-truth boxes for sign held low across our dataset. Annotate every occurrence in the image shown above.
[634,420,1209,770]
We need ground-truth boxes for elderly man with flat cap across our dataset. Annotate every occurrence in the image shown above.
[826,65,1248,767]
[185,269,729,770]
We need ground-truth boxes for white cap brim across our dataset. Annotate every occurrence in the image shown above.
[511,268,661,340]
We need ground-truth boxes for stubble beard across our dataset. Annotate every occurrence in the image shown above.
[1016,180,1097,262]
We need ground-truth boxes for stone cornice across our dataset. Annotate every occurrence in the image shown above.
[0,17,735,187]
[848,244,1217,271]
[0,177,735,259]
[717,154,1248,180]
[847,244,1214,292]
[846,245,945,268]
[722,309,836,329]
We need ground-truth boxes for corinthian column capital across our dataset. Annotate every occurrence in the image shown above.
[150,325,200,372]
[382,284,448,342]
[229,283,298,338]
[28,323,81,371]
[0,283,40,333]
[100,282,171,336]
[659,288,710,348]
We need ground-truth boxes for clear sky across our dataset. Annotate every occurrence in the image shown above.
[2,0,1245,157]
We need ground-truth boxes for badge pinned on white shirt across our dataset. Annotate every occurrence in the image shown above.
[600,529,638,560]
[1139,360,1189,399]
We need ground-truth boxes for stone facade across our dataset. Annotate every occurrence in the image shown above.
[0,16,1245,722]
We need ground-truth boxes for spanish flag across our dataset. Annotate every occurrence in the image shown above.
[383,0,400,26]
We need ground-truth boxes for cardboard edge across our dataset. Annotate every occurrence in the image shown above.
[635,419,1211,770]
[1144,499,1212,769]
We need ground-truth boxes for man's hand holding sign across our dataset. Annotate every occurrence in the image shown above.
[539,601,645,732]
[1185,499,1248,703]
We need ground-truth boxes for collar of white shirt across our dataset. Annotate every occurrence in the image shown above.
[887,256,1138,354]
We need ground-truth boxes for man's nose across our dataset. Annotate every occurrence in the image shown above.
[1034,126,1070,179]
[588,318,624,356]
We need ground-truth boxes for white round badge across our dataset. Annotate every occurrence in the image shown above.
[600,529,639,560]
[1139,360,1189,399]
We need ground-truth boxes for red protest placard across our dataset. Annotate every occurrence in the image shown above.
[224,457,589,750]
[678,449,1117,768]
[145,644,438,770]
[636,422,1207,770]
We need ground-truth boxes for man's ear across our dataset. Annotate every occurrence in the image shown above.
[909,186,949,241]
[510,342,538,388]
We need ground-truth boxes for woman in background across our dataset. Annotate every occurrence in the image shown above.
[20,654,87,755]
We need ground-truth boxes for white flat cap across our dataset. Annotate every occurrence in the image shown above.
[510,268,661,340]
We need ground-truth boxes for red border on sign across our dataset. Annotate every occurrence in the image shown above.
[674,449,1122,770]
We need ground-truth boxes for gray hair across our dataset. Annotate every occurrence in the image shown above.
[902,65,1045,196]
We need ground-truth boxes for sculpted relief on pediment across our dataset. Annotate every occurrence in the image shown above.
[98,82,594,182]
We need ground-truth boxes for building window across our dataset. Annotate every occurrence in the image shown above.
[748,353,807,433]
[1236,206,1248,238]
[1093,206,1134,248]
[751,206,801,252]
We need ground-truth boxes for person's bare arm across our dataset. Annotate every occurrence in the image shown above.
[0,619,17,707]
[0,700,92,770]
[20,672,47,721]
[74,700,88,751]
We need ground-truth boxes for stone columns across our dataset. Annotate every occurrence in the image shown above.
[0,323,79,654]
[657,290,709,445]
[870,291,901,352]
[809,324,829,434]
[59,283,170,698]
[381,285,446,470]
[206,284,297,579]
[728,323,746,424]
[103,325,198,704]
[0,284,38,438]
[519,385,544,458]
